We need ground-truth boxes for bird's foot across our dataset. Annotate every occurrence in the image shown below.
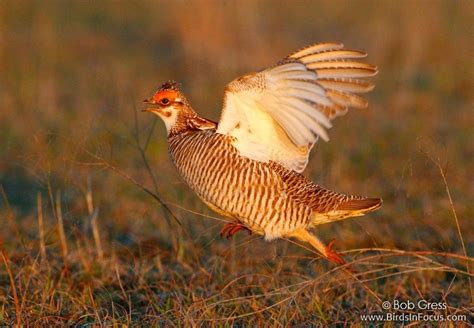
[324,239,346,265]
[220,222,252,239]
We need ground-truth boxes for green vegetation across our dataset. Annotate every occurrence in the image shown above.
[0,1,472,325]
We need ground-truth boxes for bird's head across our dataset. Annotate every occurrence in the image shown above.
[143,80,193,134]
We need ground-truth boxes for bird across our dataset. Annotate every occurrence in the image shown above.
[143,42,382,265]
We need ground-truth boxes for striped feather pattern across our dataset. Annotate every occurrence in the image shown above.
[169,130,369,240]
[144,44,382,258]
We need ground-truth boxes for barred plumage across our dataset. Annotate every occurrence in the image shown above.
[169,130,375,240]
[143,43,382,265]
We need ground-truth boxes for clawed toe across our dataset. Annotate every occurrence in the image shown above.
[324,239,346,265]
[220,222,251,239]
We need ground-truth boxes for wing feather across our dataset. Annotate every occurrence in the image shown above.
[216,42,377,172]
[275,70,318,80]
[326,90,368,108]
[300,50,367,63]
[317,78,375,93]
[272,109,316,145]
[279,97,332,128]
[277,102,329,142]
[282,88,334,107]
[279,80,326,96]
[316,67,377,78]
[270,62,306,74]
[307,61,376,70]
[290,43,344,58]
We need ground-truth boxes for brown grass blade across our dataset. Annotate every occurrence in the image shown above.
[37,193,47,263]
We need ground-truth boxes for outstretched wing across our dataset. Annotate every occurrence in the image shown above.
[216,43,377,173]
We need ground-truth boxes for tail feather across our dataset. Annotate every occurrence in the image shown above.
[312,197,382,226]
[337,197,382,212]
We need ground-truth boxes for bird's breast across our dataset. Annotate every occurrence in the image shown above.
[167,130,312,238]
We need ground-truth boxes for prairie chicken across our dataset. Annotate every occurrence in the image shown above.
[143,43,382,265]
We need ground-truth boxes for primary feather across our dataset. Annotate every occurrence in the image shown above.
[216,42,377,173]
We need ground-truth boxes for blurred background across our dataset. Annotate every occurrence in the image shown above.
[0,0,472,325]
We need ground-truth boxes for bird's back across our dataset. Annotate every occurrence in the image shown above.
[168,130,378,239]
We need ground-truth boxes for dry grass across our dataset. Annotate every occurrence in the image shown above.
[0,0,473,326]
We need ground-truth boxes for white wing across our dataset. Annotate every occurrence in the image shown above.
[216,43,377,173]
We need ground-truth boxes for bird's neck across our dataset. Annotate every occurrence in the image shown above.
[168,110,217,138]
[168,110,197,137]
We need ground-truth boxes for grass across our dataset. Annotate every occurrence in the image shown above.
[0,0,473,326]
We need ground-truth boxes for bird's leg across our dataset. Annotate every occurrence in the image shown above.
[324,238,345,265]
[289,229,345,265]
[220,221,252,239]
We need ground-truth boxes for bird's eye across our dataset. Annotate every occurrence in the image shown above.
[160,98,170,105]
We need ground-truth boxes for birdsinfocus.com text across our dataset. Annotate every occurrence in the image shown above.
[360,300,469,323]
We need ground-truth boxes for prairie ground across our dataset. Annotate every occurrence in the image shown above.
[0,1,473,326]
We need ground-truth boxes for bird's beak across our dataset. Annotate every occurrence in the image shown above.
[142,97,159,112]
